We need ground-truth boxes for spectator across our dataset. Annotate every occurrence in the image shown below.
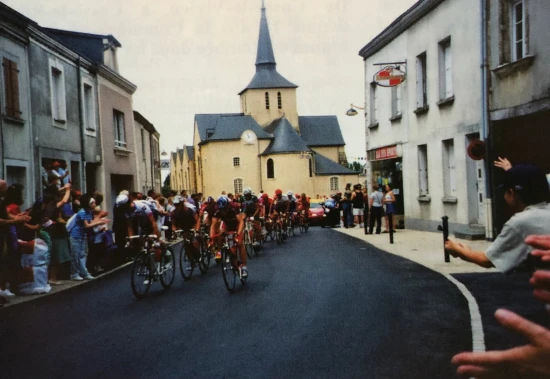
[43,183,72,284]
[452,234,550,378]
[383,184,397,233]
[351,184,365,228]
[0,180,30,299]
[361,186,369,225]
[68,194,108,281]
[57,161,71,186]
[445,164,550,272]
[342,183,353,228]
[369,184,384,234]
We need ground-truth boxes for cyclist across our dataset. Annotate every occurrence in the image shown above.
[241,187,262,250]
[172,196,201,263]
[298,192,310,225]
[287,190,298,226]
[210,195,248,278]
[271,189,290,238]
[118,194,161,238]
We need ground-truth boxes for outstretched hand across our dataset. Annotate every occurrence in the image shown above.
[494,157,512,171]
[452,309,550,378]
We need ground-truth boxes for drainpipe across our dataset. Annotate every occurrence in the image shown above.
[77,58,87,191]
[480,0,493,240]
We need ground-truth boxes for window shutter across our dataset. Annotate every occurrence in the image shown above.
[416,57,423,108]
[3,58,14,117]
[449,142,456,194]
[445,45,453,98]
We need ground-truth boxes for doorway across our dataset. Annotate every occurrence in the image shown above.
[466,133,485,226]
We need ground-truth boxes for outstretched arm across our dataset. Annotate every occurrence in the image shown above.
[494,157,512,171]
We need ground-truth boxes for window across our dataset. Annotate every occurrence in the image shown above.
[391,85,401,118]
[234,178,243,194]
[442,139,456,197]
[309,158,313,177]
[330,177,339,192]
[2,58,21,119]
[370,83,378,125]
[439,38,453,100]
[49,59,66,122]
[416,53,428,109]
[277,92,282,109]
[418,144,429,196]
[206,128,215,138]
[83,83,96,131]
[141,128,146,158]
[267,158,274,179]
[233,157,240,167]
[265,92,270,110]
[512,0,525,61]
[113,110,126,148]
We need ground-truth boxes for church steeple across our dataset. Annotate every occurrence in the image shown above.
[239,1,297,95]
[256,1,276,66]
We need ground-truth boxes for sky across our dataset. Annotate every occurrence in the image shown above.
[3,0,418,161]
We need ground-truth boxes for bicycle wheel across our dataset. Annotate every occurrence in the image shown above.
[179,242,195,281]
[245,229,254,258]
[131,251,152,299]
[275,223,283,244]
[299,221,305,233]
[160,247,176,289]
[221,247,237,293]
[198,240,211,274]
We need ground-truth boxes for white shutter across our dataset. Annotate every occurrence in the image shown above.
[449,142,456,194]
[444,44,453,98]
[416,57,423,108]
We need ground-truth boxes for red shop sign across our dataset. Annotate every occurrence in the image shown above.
[375,146,398,160]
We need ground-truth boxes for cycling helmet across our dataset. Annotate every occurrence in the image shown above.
[287,190,293,197]
[217,195,229,209]
[243,187,253,196]
[261,193,269,200]
[275,189,282,196]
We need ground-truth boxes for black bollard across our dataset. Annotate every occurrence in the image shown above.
[437,216,450,262]
[388,213,394,244]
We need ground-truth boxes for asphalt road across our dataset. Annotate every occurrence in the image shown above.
[0,228,473,379]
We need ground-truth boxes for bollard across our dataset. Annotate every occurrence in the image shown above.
[388,213,394,244]
[437,216,450,262]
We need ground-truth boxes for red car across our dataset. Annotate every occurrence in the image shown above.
[308,202,325,226]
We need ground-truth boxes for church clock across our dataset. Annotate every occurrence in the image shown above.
[241,130,257,145]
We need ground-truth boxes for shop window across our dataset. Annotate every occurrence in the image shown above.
[442,139,456,197]
[418,144,429,196]
[267,158,274,179]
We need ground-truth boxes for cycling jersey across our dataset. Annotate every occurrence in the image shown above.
[126,200,154,235]
[274,195,289,212]
[242,195,259,217]
[288,197,297,212]
[173,207,197,231]
[213,207,239,231]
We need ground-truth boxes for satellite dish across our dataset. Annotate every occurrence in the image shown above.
[467,139,486,161]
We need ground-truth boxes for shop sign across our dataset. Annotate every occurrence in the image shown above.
[374,145,398,160]
[373,66,406,87]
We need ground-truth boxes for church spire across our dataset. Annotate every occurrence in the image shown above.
[256,0,276,66]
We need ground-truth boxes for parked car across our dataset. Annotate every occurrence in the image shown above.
[308,201,325,226]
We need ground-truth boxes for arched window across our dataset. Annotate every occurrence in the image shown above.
[265,92,270,110]
[234,178,243,194]
[330,177,339,191]
[267,158,274,179]
[277,92,282,109]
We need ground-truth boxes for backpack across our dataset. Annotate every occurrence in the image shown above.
[66,213,78,233]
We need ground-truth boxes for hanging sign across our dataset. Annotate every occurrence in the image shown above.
[373,66,406,87]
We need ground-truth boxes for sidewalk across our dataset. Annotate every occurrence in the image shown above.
[334,226,497,275]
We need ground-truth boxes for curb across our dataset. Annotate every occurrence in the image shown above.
[0,240,183,310]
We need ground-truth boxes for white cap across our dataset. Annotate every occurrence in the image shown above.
[116,194,128,205]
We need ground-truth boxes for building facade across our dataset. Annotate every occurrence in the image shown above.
[487,0,550,230]
[134,111,161,194]
[359,0,488,237]
[174,3,358,197]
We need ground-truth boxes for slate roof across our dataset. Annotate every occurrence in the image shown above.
[44,28,121,65]
[177,148,184,161]
[238,5,297,94]
[314,153,359,176]
[195,114,272,144]
[299,116,346,147]
[261,118,311,155]
[185,146,194,161]
[171,152,177,162]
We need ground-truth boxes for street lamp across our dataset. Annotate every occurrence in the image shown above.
[161,149,168,156]
[346,103,365,117]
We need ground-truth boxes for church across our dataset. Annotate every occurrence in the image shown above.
[171,2,359,197]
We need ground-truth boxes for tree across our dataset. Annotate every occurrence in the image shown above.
[347,161,364,172]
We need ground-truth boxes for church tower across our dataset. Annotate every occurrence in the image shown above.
[239,1,299,130]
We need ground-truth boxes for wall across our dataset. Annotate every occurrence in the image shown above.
[241,88,299,129]
[98,77,137,212]
[135,119,152,193]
